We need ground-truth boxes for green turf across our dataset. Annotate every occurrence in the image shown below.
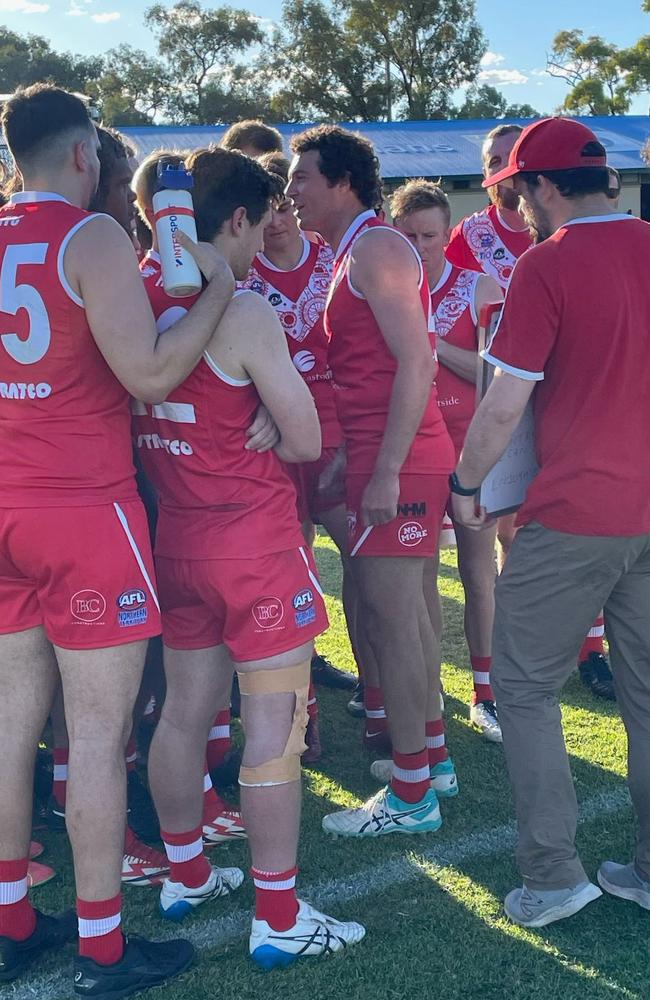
[28,536,645,1000]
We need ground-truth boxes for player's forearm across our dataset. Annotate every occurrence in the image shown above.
[145,274,234,401]
[436,339,479,384]
[456,388,522,487]
[374,355,434,476]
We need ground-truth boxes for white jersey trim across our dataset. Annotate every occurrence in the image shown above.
[480,350,544,382]
[469,271,482,327]
[430,259,453,295]
[203,350,252,386]
[562,213,635,227]
[258,234,311,273]
[334,210,377,261]
[56,214,102,308]
[495,209,529,235]
[10,191,71,205]
[346,225,424,300]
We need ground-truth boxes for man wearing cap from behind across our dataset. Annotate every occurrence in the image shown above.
[451,117,650,928]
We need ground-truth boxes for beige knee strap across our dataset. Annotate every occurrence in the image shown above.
[237,662,310,787]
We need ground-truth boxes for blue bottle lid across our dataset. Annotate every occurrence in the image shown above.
[156,163,194,191]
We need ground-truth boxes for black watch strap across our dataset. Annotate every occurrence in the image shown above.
[448,471,478,497]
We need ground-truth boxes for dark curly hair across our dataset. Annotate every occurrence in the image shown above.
[290,125,383,211]
[185,145,276,242]
[89,125,134,215]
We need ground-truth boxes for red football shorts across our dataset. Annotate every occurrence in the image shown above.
[346,473,450,558]
[0,500,161,650]
[285,447,346,525]
[157,545,329,661]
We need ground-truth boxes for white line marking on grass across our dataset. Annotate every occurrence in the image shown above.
[8,787,631,1000]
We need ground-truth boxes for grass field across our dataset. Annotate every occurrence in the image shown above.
[14,535,648,1000]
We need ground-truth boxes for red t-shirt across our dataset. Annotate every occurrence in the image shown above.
[238,235,342,449]
[325,210,455,475]
[483,213,650,536]
[430,261,481,452]
[446,203,532,289]
[0,192,136,508]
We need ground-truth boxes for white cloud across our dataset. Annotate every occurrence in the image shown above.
[0,0,49,11]
[91,10,119,20]
[479,68,529,86]
[480,51,505,68]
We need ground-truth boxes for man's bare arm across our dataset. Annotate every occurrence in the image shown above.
[68,217,234,403]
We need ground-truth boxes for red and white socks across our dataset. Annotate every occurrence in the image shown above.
[206,710,232,772]
[470,655,494,704]
[251,866,299,931]
[578,614,605,663]
[0,858,37,942]
[77,893,123,966]
[426,719,448,768]
[364,686,388,741]
[203,767,229,823]
[161,827,211,888]
[390,749,431,804]
[52,748,69,810]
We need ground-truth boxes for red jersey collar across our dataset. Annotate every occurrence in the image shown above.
[334,209,377,263]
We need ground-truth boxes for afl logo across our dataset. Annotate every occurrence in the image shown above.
[397,521,428,547]
[293,589,314,610]
[117,589,147,609]
[293,350,316,373]
[70,589,107,623]
[252,597,285,629]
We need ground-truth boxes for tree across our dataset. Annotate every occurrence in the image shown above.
[454,84,538,119]
[265,0,387,122]
[547,29,631,115]
[144,0,264,123]
[343,0,487,119]
[89,45,171,125]
[0,27,102,94]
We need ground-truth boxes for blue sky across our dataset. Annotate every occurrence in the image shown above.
[2,0,649,115]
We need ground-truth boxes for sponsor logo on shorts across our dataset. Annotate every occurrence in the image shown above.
[397,502,427,518]
[117,589,148,628]
[293,588,316,627]
[252,597,285,630]
[70,589,107,624]
[397,521,428,547]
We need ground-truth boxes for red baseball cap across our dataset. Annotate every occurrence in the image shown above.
[482,117,606,188]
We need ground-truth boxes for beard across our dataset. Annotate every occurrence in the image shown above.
[488,184,520,213]
[519,197,552,244]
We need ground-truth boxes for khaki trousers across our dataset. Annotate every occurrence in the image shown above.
[492,522,650,890]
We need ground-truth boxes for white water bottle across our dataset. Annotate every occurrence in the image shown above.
[152,163,203,298]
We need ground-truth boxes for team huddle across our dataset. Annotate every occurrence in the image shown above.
[1,82,648,1000]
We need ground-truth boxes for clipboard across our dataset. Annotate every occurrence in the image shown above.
[475,303,539,517]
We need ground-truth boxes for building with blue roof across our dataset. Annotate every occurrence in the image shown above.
[121,116,650,223]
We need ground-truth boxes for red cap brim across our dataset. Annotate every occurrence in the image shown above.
[482,163,520,189]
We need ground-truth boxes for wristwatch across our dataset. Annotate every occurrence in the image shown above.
[448,471,478,497]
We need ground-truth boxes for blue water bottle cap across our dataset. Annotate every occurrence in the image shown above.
[157,164,194,191]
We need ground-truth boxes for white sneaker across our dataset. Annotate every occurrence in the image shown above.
[470,698,502,743]
[250,899,366,970]
[203,807,247,845]
[322,785,441,838]
[159,863,244,921]
[370,758,459,798]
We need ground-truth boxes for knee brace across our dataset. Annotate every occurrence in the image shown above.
[237,662,310,787]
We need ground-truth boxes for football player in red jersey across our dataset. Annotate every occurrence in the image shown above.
[392,179,504,743]
[133,146,365,967]
[0,85,235,996]
[288,126,457,838]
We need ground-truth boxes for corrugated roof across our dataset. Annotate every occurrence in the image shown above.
[121,116,650,178]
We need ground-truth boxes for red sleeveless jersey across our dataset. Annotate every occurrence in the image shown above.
[239,235,342,449]
[430,262,482,450]
[133,280,302,559]
[445,203,532,289]
[324,210,454,474]
[0,192,136,507]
